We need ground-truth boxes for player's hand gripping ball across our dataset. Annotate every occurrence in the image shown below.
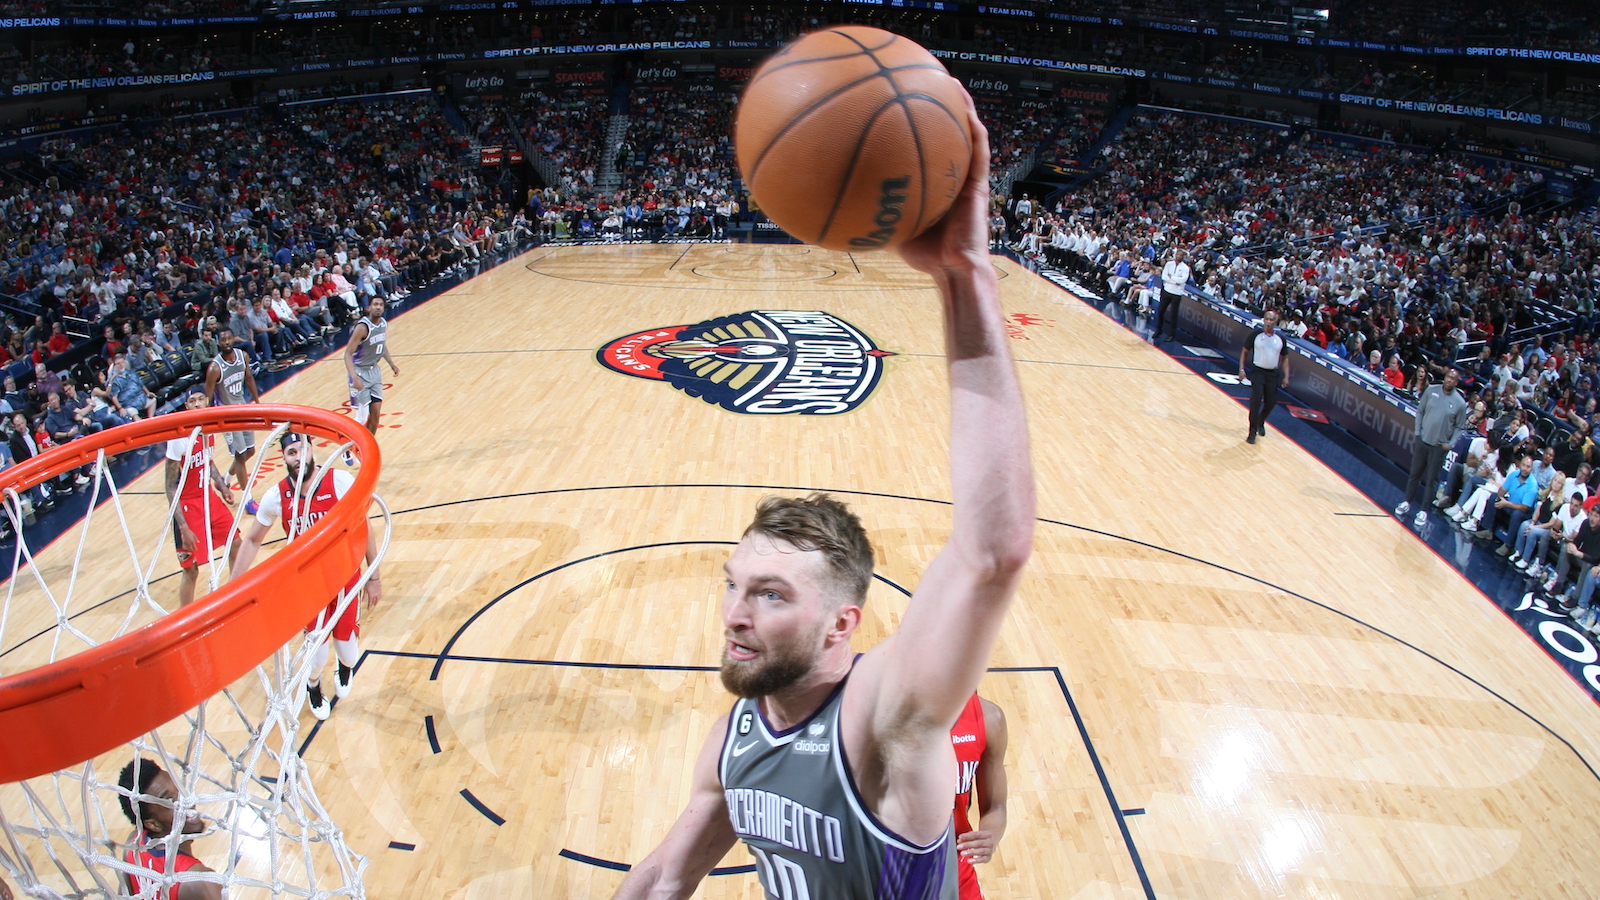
[735,26,974,252]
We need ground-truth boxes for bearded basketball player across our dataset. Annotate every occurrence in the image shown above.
[951,694,1009,899]
[231,432,382,720]
[612,85,1034,900]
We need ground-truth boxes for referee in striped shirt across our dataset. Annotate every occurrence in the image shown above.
[1242,310,1290,444]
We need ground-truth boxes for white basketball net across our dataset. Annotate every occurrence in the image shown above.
[0,418,389,899]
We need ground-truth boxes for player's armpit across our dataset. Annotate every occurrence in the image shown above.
[610,713,738,900]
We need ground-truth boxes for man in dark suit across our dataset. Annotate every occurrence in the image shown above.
[6,411,54,514]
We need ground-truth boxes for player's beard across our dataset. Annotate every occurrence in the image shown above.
[287,453,316,484]
[720,620,825,699]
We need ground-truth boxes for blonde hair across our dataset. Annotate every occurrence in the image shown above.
[744,493,875,604]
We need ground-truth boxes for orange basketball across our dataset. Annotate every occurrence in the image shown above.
[735,26,972,252]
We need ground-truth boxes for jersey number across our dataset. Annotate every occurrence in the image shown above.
[750,847,810,900]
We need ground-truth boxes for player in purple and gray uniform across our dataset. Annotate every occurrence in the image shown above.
[611,84,1033,900]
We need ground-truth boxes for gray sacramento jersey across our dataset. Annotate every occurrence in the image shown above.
[214,350,249,404]
[354,317,387,371]
[719,677,957,900]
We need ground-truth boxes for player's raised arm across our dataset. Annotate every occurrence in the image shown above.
[610,714,738,900]
[884,82,1036,731]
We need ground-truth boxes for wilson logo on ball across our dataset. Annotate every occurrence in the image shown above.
[849,177,911,250]
[596,310,896,415]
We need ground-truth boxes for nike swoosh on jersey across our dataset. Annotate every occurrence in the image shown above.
[731,741,758,757]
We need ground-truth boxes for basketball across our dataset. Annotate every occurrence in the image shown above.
[735,26,973,252]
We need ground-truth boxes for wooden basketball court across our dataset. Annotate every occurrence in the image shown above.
[4,243,1600,898]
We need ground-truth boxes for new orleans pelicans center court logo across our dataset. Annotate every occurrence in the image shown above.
[597,310,894,414]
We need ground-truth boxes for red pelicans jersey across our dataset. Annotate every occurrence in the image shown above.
[166,432,234,569]
[164,433,216,500]
[951,693,987,835]
[257,467,361,587]
[123,831,202,899]
[951,693,989,900]
[259,468,357,544]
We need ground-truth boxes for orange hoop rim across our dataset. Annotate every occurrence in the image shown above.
[0,404,381,783]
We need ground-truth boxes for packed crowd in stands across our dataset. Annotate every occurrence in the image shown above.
[456,96,518,156]
[515,82,743,243]
[1026,115,1592,436]
[1014,106,1600,602]
[977,96,1103,184]
[730,7,940,44]
[494,68,1096,245]
[955,0,1599,49]
[884,30,1486,106]
[0,94,534,525]
[0,32,252,87]
[502,86,609,198]
[1029,110,1596,388]
[528,185,738,242]
[628,10,719,42]
[614,83,738,209]
[1036,108,1105,166]
[964,21,1599,126]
